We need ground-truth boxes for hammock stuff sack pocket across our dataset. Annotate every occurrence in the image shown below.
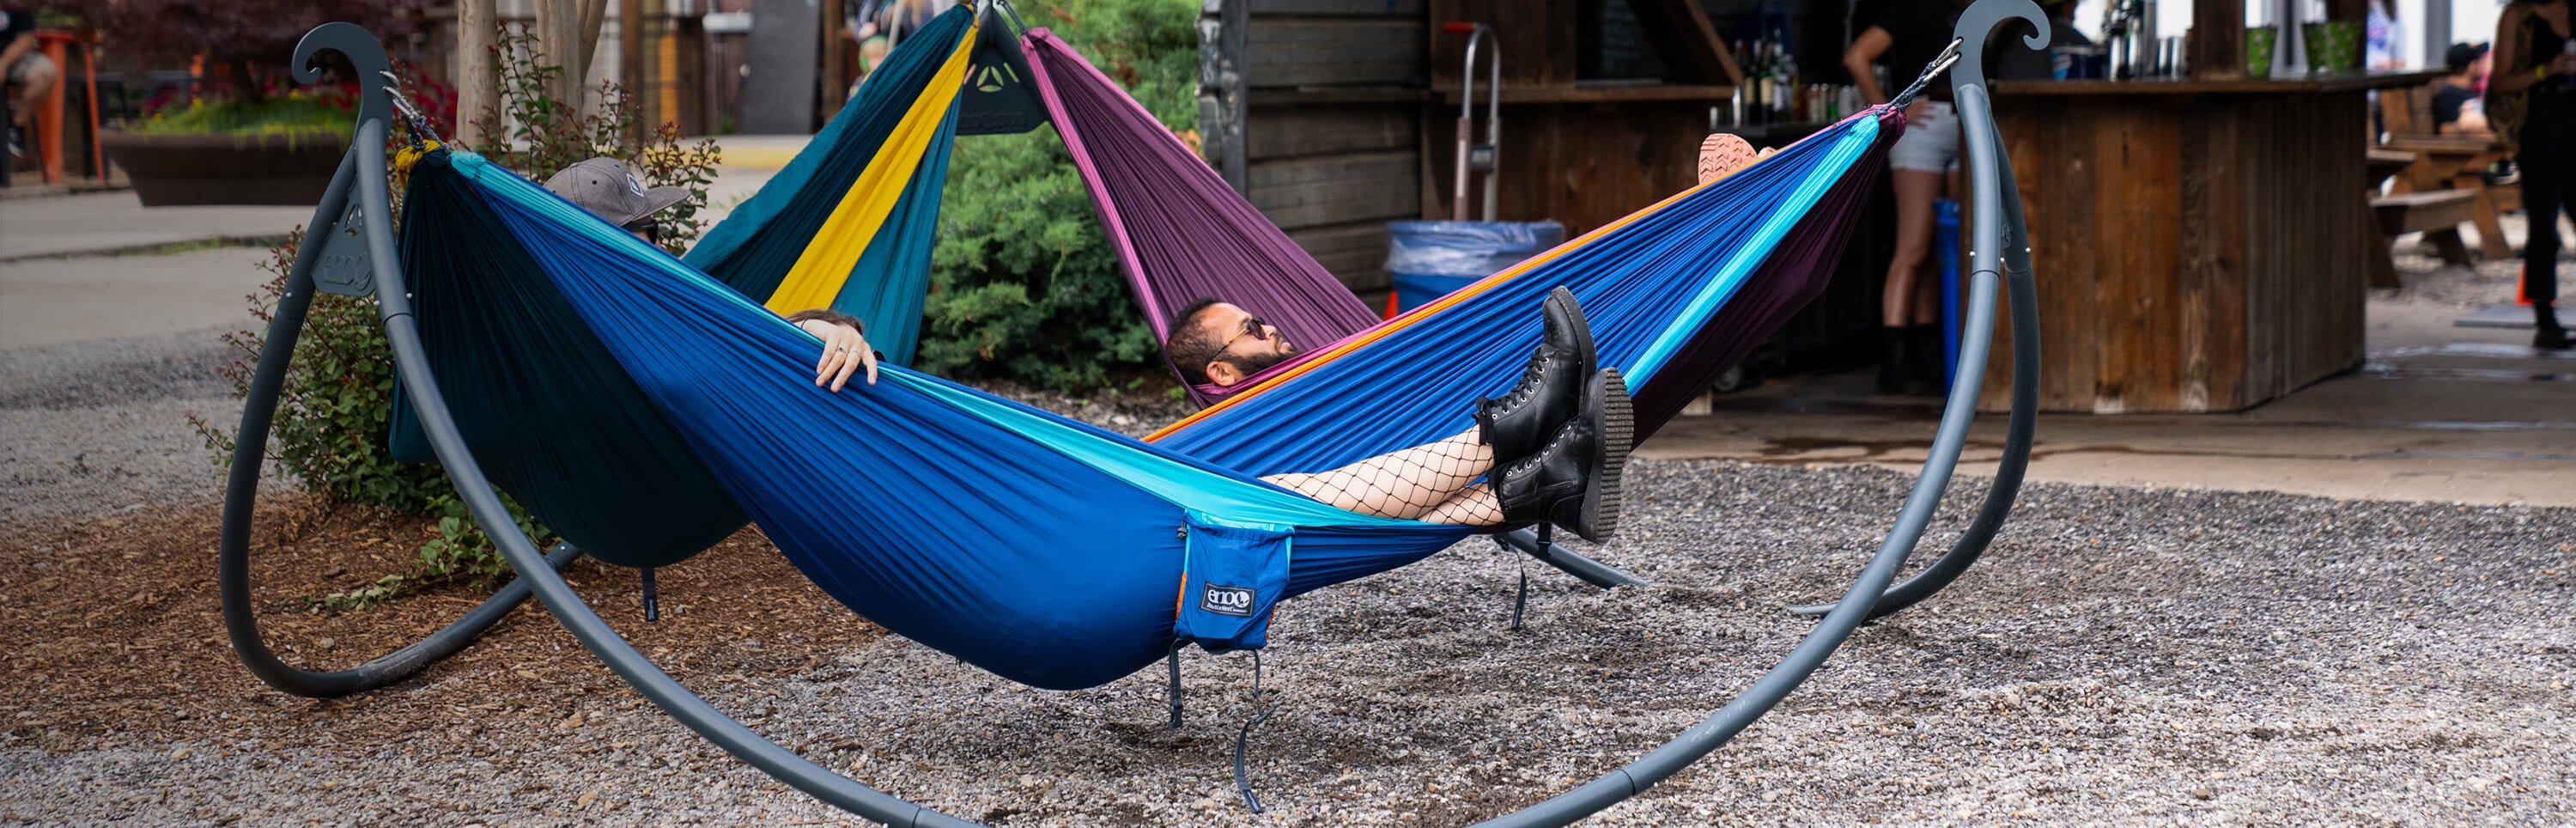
[1175,513,1292,653]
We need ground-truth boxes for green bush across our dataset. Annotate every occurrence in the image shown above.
[197,37,712,601]
[916,0,1198,389]
[199,230,454,511]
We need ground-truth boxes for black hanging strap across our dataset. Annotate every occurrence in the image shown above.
[641,566,660,622]
[1166,641,1185,729]
[1231,649,1273,813]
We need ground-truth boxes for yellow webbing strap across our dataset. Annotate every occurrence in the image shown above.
[762,19,980,315]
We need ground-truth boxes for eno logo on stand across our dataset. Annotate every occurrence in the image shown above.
[313,180,377,297]
[1198,583,1256,617]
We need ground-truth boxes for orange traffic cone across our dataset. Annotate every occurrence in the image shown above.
[2517,264,2531,306]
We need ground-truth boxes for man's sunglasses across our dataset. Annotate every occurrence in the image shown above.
[1227,316,1273,346]
[623,218,667,244]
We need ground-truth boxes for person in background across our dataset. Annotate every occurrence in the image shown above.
[1844,0,1972,396]
[0,3,58,163]
[545,157,883,388]
[2366,0,2407,71]
[2433,42,2494,136]
[2485,0,2576,350]
[841,0,954,100]
[841,0,889,99]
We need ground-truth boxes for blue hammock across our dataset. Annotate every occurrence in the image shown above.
[392,109,1876,685]
[382,7,976,567]
[423,149,1474,690]
[1151,117,1885,475]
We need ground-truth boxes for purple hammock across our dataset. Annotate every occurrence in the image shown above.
[1018,28,1895,438]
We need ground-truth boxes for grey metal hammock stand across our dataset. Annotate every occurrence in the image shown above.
[216,2,2047,823]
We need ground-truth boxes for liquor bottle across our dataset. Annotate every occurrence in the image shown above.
[1750,40,1772,125]
[1774,30,1800,121]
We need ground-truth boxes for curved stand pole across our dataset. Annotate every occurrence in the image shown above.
[276,25,989,828]
[215,42,584,698]
[1788,2,2046,622]
[262,3,2045,822]
[1468,3,2049,825]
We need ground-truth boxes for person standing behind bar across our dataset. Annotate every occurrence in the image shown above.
[1844,0,1973,395]
[2486,0,2576,350]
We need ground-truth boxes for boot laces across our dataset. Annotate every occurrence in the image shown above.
[1498,346,1552,411]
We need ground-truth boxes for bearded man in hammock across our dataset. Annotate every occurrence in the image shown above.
[791,291,1627,542]
[554,159,1630,542]
[1153,288,1631,542]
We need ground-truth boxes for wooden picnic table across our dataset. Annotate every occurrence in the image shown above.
[1977,70,2445,413]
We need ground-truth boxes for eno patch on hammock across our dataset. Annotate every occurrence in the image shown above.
[1175,513,1292,653]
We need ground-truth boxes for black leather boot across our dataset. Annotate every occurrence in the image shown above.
[1498,368,1633,544]
[1907,324,1948,393]
[2537,305,2572,350]
[1476,287,1596,462]
[1875,326,1930,396]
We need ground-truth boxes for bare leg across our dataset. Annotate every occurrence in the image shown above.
[12,59,58,130]
[1413,484,1503,526]
[1883,169,1945,326]
[1262,429,1495,521]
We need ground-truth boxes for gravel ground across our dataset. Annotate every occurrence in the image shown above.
[3,297,2573,825]
[0,326,245,531]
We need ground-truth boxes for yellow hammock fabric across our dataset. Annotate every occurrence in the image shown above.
[762,19,981,315]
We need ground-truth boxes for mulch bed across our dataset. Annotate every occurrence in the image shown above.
[0,493,878,753]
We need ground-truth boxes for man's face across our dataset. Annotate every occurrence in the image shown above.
[1196,302,1300,387]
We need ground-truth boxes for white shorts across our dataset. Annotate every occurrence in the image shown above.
[1888,100,1960,174]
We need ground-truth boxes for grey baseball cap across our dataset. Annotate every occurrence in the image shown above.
[543,157,690,227]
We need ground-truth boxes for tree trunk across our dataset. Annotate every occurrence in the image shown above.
[621,0,647,144]
[539,0,581,109]
[578,0,611,106]
[456,0,501,148]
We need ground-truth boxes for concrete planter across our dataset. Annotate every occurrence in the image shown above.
[99,130,346,206]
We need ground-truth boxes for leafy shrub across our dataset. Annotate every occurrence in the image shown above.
[94,0,431,101]
[468,27,722,255]
[198,229,453,511]
[916,0,1198,388]
[197,35,706,602]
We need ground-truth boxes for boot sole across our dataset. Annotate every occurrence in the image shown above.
[1573,368,1632,543]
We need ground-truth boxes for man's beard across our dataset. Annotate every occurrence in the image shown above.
[1213,343,1301,380]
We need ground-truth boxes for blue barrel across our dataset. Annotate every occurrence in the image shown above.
[1384,220,1567,315]
[1933,198,1962,385]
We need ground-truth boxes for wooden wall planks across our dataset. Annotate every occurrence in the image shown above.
[1225,0,1427,292]
[1984,91,2368,413]
[1425,0,1576,88]
[1421,101,1705,234]
[1245,105,1419,159]
[1243,20,1426,87]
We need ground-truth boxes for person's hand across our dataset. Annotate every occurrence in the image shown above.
[798,318,878,391]
[1905,98,1934,126]
[858,21,879,38]
[2552,52,2576,76]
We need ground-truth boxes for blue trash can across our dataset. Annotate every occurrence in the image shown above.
[1932,198,1962,387]
[1384,220,1566,315]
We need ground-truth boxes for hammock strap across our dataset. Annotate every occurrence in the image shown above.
[1231,648,1273,813]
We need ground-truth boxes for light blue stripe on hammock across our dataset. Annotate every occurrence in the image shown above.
[451,149,1435,532]
[1627,116,1880,385]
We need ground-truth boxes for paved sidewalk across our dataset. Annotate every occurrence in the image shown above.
[1643,298,2576,508]
[0,195,309,261]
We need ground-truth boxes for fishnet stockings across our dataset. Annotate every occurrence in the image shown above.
[1261,429,1504,525]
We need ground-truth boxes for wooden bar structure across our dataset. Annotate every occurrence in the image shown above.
[1200,0,1736,293]
[1979,71,2445,413]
